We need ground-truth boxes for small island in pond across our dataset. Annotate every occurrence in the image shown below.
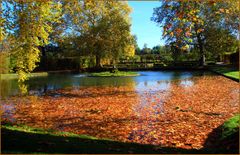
[88,71,140,77]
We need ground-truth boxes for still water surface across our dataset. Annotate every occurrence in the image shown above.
[0,71,210,98]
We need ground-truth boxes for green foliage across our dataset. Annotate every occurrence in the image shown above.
[141,44,152,54]
[204,27,238,60]
[132,35,140,54]
[79,57,95,69]
[65,1,134,68]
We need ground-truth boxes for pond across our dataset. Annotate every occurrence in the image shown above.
[1,71,239,149]
[1,71,208,98]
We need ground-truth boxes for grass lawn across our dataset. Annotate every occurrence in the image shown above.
[88,71,140,77]
[209,66,239,81]
[0,72,48,80]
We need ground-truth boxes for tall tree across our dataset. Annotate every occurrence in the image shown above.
[0,0,4,43]
[132,35,141,55]
[67,0,134,68]
[204,27,238,60]
[152,0,239,66]
[2,0,62,93]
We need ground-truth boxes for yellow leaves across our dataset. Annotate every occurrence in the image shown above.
[181,44,189,51]
[82,23,89,30]
[219,8,230,14]
[17,70,28,83]
[192,17,197,22]
[219,8,225,13]
[197,28,204,33]
[124,44,135,57]
[68,0,133,65]
[0,3,4,43]
[9,1,62,86]
[225,9,230,14]
[18,83,28,95]
[0,27,4,43]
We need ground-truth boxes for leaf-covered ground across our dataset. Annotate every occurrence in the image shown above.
[1,75,239,150]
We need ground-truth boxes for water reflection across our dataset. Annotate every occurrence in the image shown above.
[1,71,238,148]
[1,104,16,122]
[180,79,194,87]
[0,71,204,98]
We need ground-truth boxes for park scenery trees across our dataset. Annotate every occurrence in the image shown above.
[1,0,135,81]
[0,0,239,154]
[151,0,239,66]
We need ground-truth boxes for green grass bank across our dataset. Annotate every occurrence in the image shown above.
[88,71,140,77]
[209,65,239,81]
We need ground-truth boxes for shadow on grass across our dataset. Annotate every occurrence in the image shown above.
[208,65,239,81]
[1,127,199,154]
[2,127,238,154]
[203,116,239,154]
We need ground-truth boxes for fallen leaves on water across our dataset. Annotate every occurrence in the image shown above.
[1,75,239,150]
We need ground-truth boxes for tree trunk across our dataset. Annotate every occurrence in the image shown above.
[95,54,101,69]
[39,46,47,71]
[94,42,102,69]
[199,42,205,66]
[197,33,205,67]
[194,24,206,67]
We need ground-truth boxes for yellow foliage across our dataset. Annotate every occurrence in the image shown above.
[124,44,135,57]
[0,0,4,43]
[67,0,133,66]
[9,0,62,83]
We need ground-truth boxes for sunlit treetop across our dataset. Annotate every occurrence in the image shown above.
[152,0,239,50]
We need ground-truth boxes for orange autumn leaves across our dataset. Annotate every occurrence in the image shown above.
[1,75,239,150]
[158,0,238,51]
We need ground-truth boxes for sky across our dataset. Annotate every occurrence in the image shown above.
[128,1,165,49]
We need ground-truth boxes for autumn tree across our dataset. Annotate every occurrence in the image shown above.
[152,0,239,66]
[1,0,62,93]
[0,0,4,43]
[67,0,134,68]
[124,44,135,58]
[204,27,238,61]
[132,35,141,55]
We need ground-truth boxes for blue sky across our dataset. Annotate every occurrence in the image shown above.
[128,1,165,49]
